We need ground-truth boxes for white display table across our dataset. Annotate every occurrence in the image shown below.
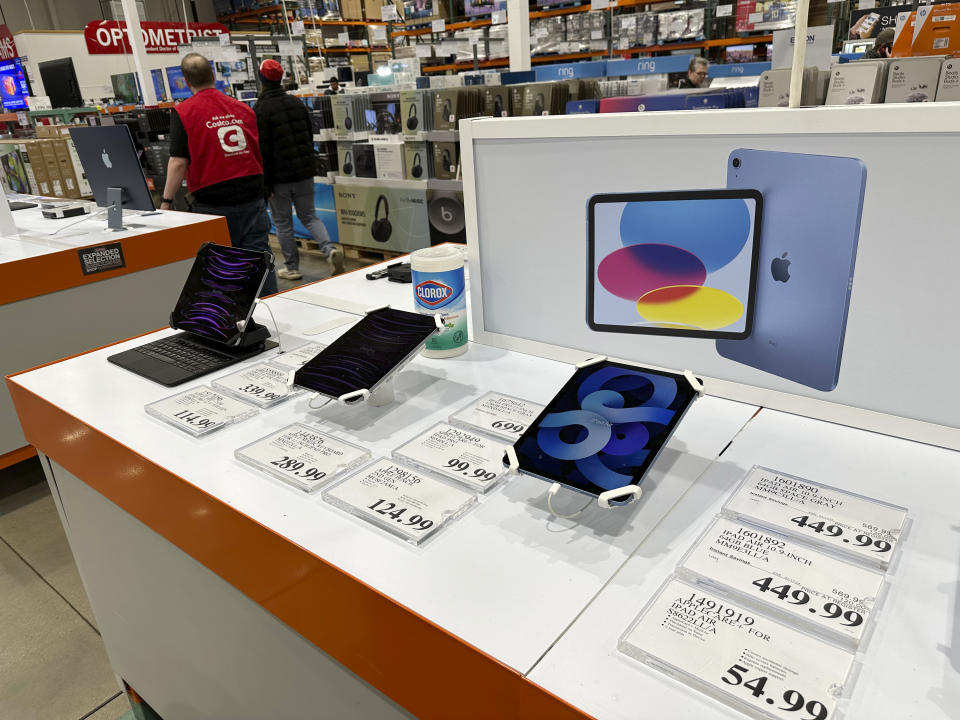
[0,203,229,466]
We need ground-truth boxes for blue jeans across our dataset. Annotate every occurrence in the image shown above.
[193,197,278,296]
[268,178,334,271]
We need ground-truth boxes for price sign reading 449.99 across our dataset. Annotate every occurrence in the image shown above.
[722,466,908,570]
[322,458,477,545]
[393,422,507,493]
[619,577,855,720]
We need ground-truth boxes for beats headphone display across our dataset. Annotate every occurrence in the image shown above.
[411,152,423,179]
[344,114,353,130]
[493,96,504,117]
[407,103,418,130]
[371,195,392,243]
[442,98,452,119]
[343,151,353,176]
[442,148,452,170]
[534,93,545,116]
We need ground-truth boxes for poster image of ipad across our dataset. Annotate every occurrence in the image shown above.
[588,190,762,339]
[511,361,698,498]
[717,149,866,392]
[293,307,438,400]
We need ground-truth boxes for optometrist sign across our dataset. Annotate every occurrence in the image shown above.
[85,20,229,54]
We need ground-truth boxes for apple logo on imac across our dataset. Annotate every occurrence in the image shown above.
[101,149,113,169]
[771,252,790,282]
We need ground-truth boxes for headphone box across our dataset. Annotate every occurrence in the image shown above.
[374,143,405,180]
[434,89,460,131]
[352,142,377,178]
[404,140,428,180]
[884,57,942,103]
[401,90,425,136]
[937,58,960,100]
[432,141,458,180]
[337,141,354,177]
[483,87,510,117]
[331,95,353,134]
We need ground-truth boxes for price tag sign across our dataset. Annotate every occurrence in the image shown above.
[716,4,733,16]
[267,342,326,370]
[381,3,398,20]
[219,32,232,46]
[16,111,28,126]
[679,517,884,645]
[491,10,507,24]
[432,19,446,33]
[592,0,611,9]
[722,466,908,570]
[591,29,604,39]
[371,24,387,42]
[323,458,476,545]
[337,31,350,45]
[620,578,855,720]
[212,363,300,408]
[291,20,305,34]
[236,423,370,492]
[145,386,257,437]
[393,423,506,493]
[449,391,544,441]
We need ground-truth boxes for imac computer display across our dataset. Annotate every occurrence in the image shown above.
[0,58,31,111]
[151,68,167,102]
[68,125,156,219]
[38,58,82,108]
[111,72,141,104]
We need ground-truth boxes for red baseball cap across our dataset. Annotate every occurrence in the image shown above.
[259,59,284,82]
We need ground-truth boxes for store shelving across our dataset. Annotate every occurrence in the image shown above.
[421,49,606,73]
[616,35,773,55]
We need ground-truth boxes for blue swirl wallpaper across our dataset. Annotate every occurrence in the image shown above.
[294,308,438,398]
[513,362,698,496]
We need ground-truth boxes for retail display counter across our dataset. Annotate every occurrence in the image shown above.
[0,203,228,466]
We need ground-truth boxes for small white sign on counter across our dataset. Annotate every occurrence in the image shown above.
[212,363,301,407]
[323,458,476,545]
[620,577,855,720]
[145,386,257,437]
[722,466,908,570]
[448,391,544,441]
[678,516,885,646]
[393,422,507,493]
[267,342,326,370]
[236,423,370,492]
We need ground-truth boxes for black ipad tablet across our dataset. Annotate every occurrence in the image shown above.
[511,360,698,498]
[587,190,762,340]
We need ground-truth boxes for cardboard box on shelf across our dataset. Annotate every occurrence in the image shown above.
[50,138,82,199]
[24,141,52,196]
[341,0,364,20]
[912,2,960,56]
[38,140,68,199]
[351,55,371,72]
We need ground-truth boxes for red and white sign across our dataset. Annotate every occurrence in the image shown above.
[0,25,18,60]
[84,20,229,55]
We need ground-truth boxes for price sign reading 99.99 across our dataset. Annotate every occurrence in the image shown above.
[322,459,477,545]
[723,466,908,569]
[619,578,855,720]
[393,422,507,492]
[678,517,884,645]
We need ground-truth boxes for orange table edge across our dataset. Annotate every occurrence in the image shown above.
[6,377,594,720]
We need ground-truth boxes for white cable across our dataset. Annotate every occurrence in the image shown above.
[48,207,110,236]
[255,298,284,353]
[308,392,332,410]
[546,483,593,519]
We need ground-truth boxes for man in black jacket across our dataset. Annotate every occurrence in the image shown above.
[255,59,343,279]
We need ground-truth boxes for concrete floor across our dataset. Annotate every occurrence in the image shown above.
[0,243,378,719]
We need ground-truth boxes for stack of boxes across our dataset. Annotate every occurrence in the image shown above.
[0,125,93,200]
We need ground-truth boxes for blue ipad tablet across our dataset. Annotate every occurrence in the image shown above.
[717,149,867,392]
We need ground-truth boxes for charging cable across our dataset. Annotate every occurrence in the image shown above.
[308,393,332,410]
[255,299,284,354]
[48,207,110,236]
[546,483,593,519]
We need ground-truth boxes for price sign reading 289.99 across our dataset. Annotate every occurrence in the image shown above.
[393,422,507,493]
[322,459,477,546]
[619,578,855,720]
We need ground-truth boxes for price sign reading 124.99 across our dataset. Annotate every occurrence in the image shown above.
[722,466,908,569]
[619,578,855,720]
[393,422,507,492]
[322,458,477,545]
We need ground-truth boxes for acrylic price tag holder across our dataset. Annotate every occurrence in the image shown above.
[266,342,327,371]
[619,576,856,720]
[448,391,544,442]
[322,458,476,546]
[235,423,371,492]
[145,386,258,438]
[722,466,909,570]
[392,422,507,493]
[677,516,886,648]
[212,363,303,408]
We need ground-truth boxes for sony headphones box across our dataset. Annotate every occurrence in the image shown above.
[337,141,354,177]
[936,58,960,100]
[334,184,430,252]
[404,140,428,180]
[374,143,405,180]
[351,142,377,178]
[331,96,353,135]
[432,141,458,180]
[401,90,425,135]
[884,57,941,102]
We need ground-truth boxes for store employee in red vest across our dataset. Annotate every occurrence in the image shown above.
[160,53,277,295]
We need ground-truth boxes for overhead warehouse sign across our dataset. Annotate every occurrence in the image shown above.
[84,20,229,54]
